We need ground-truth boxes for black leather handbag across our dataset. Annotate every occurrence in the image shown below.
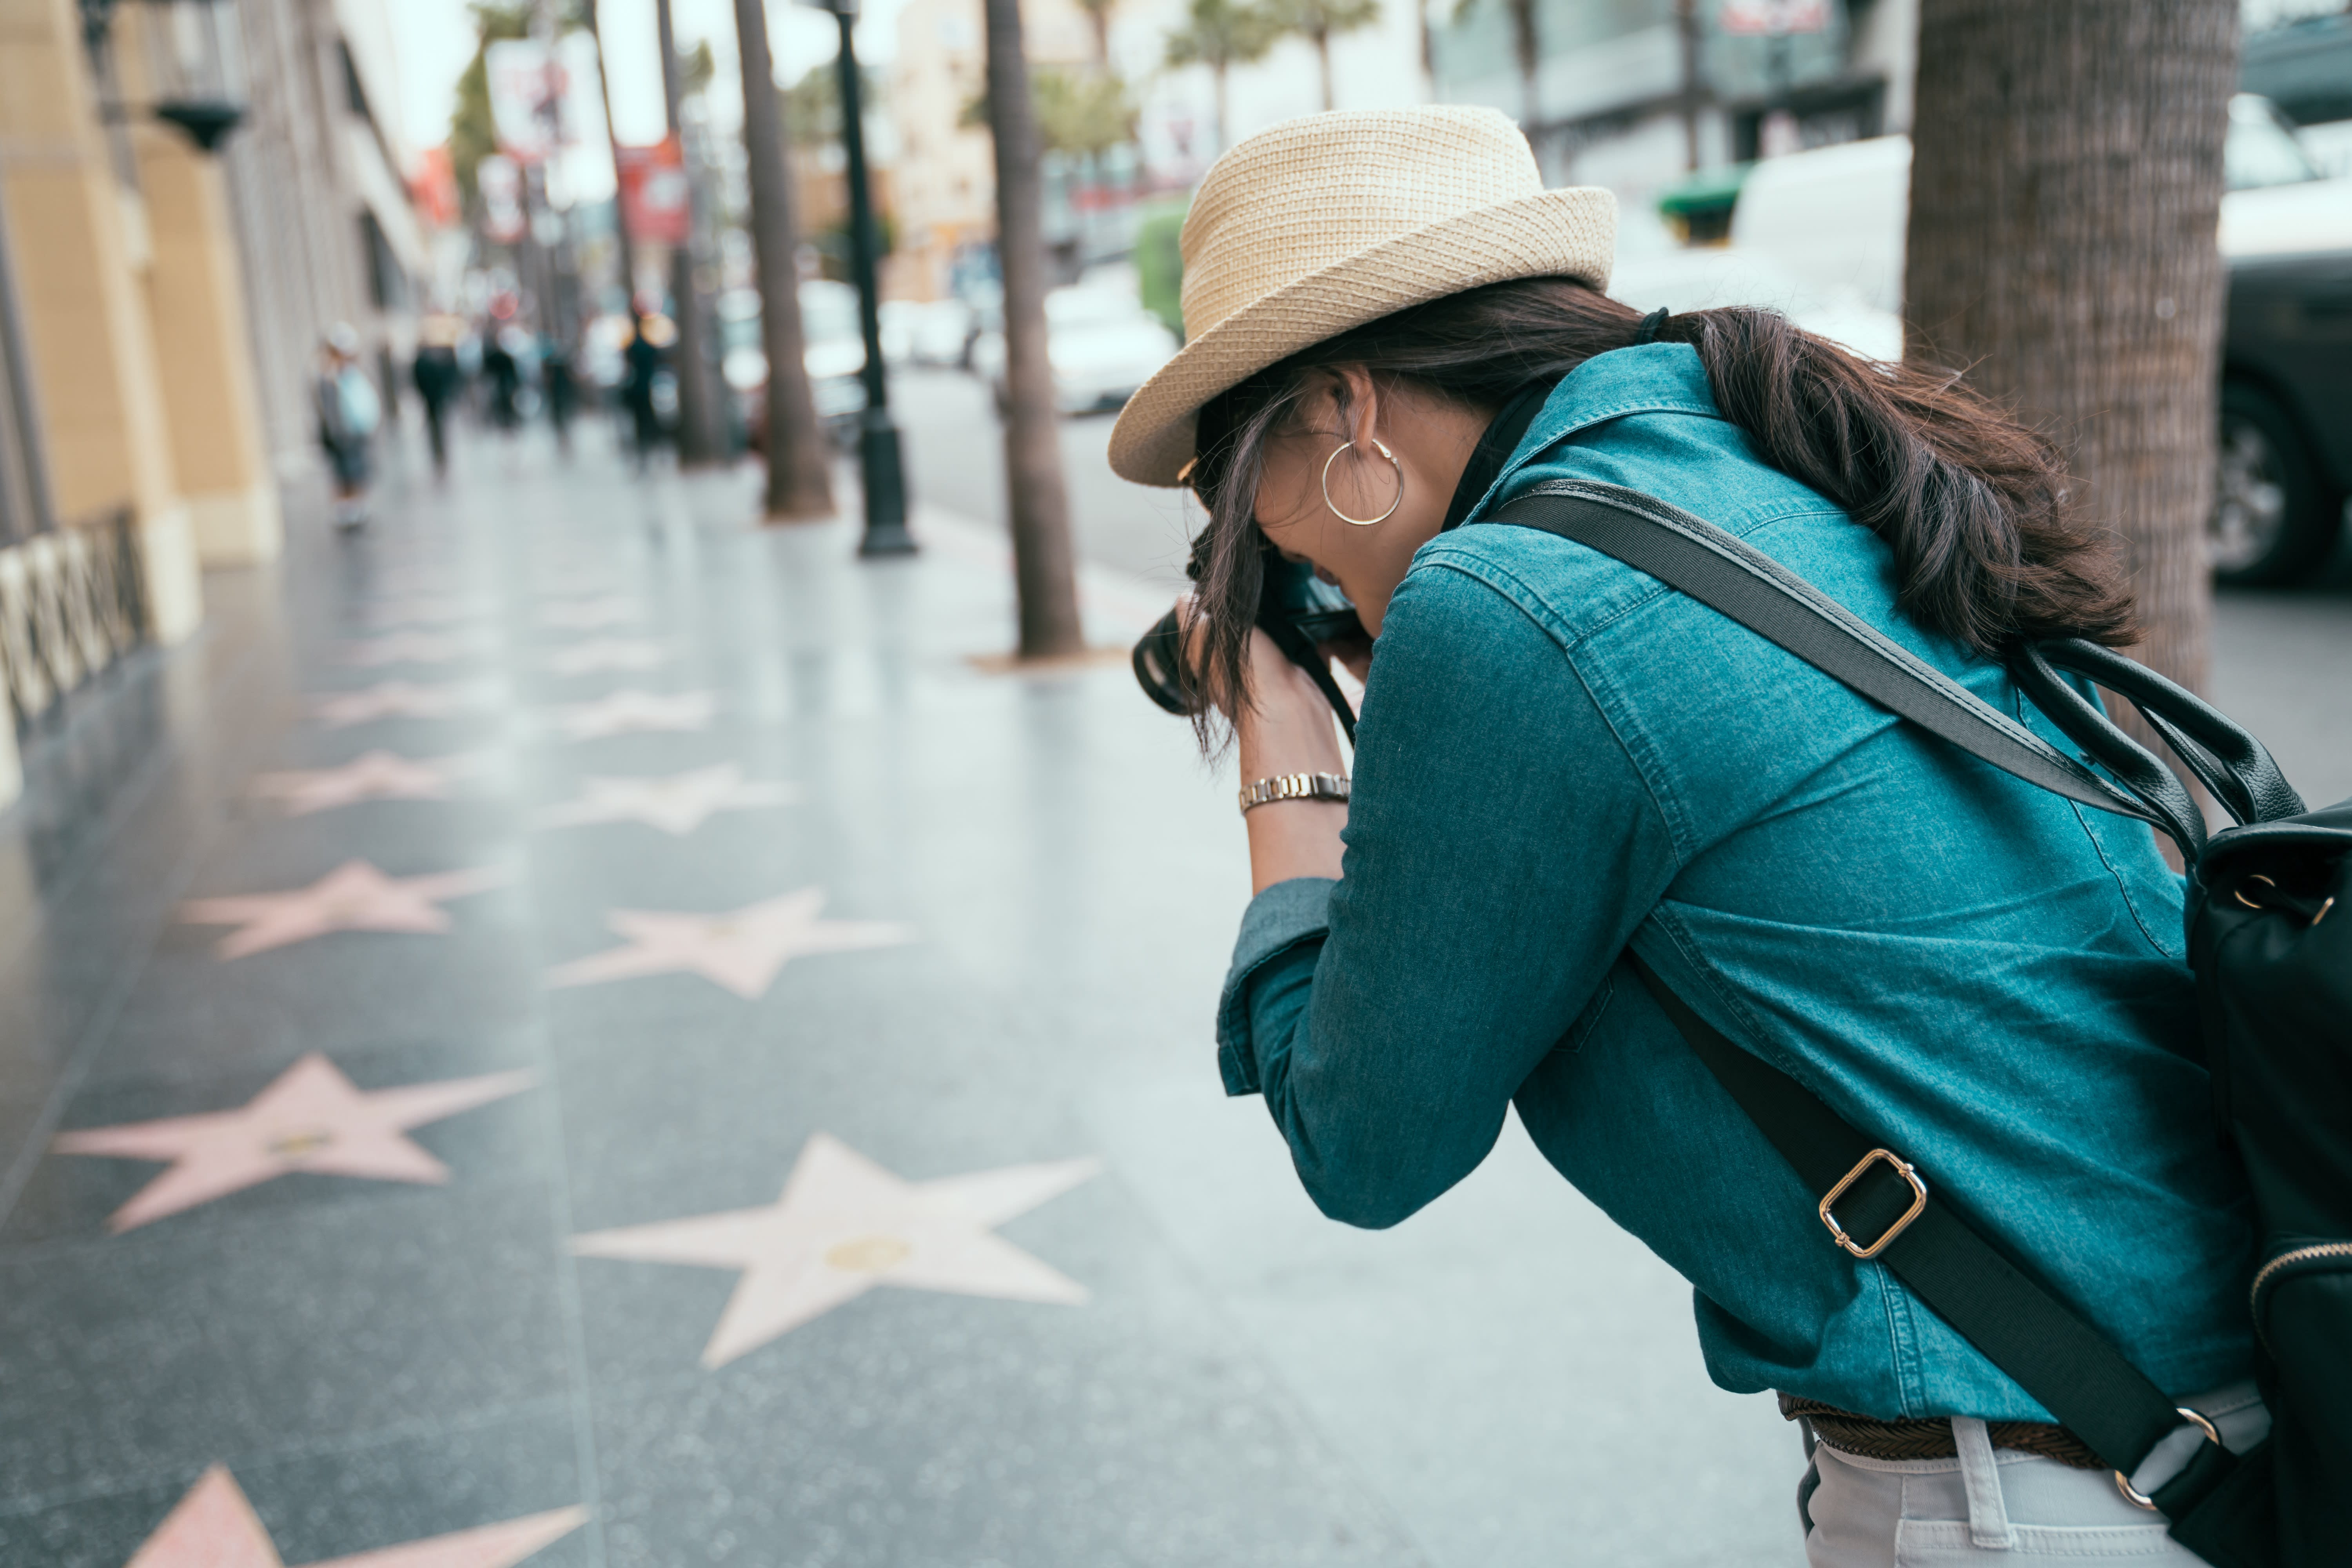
[1485,480,2350,1568]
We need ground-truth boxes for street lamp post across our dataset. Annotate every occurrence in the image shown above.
[806,0,915,556]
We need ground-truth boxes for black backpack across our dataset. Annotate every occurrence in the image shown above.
[1485,481,2349,1568]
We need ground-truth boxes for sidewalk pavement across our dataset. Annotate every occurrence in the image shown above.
[0,426,1801,1568]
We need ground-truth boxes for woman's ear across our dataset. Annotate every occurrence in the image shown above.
[1334,365,1382,450]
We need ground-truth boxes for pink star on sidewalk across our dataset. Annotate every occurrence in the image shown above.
[539,595,641,630]
[541,638,671,675]
[546,688,714,740]
[53,1053,534,1232]
[538,763,796,836]
[123,1464,583,1567]
[181,860,507,958]
[574,1132,1099,1367]
[247,751,477,815]
[363,595,482,630]
[546,887,911,998]
[339,632,479,668]
[308,681,481,728]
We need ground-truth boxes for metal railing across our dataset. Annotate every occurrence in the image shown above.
[0,507,147,725]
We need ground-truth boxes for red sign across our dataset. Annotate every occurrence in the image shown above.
[1718,0,1829,35]
[616,137,691,246]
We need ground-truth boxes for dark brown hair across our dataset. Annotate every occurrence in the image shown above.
[1181,276,2134,738]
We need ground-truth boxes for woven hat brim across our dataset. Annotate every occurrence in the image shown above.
[1107,185,1616,488]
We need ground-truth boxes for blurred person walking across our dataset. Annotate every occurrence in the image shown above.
[1123,109,2278,1566]
[483,330,524,434]
[541,333,579,454]
[623,317,668,468]
[411,320,463,475]
[314,324,381,532]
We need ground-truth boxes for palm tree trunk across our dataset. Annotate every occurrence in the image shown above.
[584,0,641,314]
[1316,33,1334,112]
[1512,0,1539,127]
[1906,0,2235,713]
[732,0,833,519]
[983,0,1085,659]
[655,0,725,467]
[1213,62,1230,154]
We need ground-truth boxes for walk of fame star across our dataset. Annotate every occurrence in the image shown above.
[248,751,479,815]
[181,860,507,958]
[538,763,796,835]
[53,1053,534,1232]
[541,637,671,675]
[363,595,481,630]
[573,1132,1100,1366]
[123,1464,583,1568]
[308,681,482,728]
[545,887,910,998]
[539,595,641,630]
[339,632,479,668]
[546,688,714,740]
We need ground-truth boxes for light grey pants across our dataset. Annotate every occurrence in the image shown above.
[1798,1384,2269,1566]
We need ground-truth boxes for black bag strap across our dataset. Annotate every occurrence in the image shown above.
[1484,480,2245,1514]
[1491,479,2210,860]
[1624,952,2189,1476]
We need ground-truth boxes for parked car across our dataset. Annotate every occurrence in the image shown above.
[1704,103,2352,584]
[968,285,1180,415]
[717,280,868,448]
[2212,95,2352,583]
[905,298,976,367]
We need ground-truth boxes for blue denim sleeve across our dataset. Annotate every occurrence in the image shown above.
[1215,876,1336,1095]
[1219,553,1681,1229]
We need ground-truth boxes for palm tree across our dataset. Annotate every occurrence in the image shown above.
[1075,0,1117,67]
[1447,0,1539,128]
[1272,0,1380,113]
[982,0,1085,660]
[731,0,831,519]
[1906,0,2235,743]
[1165,0,1281,154]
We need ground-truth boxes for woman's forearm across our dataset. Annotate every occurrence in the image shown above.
[1236,648,1350,893]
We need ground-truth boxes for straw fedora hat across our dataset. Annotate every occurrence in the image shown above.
[1107,105,1616,487]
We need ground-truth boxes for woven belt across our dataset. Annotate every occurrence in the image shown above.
[1780,1394,2106,1471]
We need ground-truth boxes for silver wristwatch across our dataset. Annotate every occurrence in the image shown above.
[1238,771,1351,814]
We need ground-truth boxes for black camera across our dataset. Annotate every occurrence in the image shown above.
[1131,535,1365,742]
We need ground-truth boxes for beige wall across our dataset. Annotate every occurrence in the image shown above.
[0,0,203,641]
[124,9,282,565]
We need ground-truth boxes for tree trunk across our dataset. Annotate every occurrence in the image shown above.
[656,0,725,467]
[1512,0,1540,127]
[584,0,642,315]
[1213,62,1230,154]
[983,0,1085,659]
[1675,0,1701,172]
[1316,33,1334,113]
[732,0,833,520]
[1906,0,2237,709]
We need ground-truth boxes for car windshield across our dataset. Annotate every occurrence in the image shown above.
[800,287,863,344]
[1045,290,1138,329]
[2225,94,2322,190]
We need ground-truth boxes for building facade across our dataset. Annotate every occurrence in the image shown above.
[0,0,424,809]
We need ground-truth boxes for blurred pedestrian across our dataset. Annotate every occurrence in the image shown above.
[411,317,463,475]
[623,316,666,468]
[1125,109,2266,1563]
[314,323,380,532]
[483,329,523,435]
[540,333,578,454]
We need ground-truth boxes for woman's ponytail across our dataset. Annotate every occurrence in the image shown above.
[1659,304,2134,652]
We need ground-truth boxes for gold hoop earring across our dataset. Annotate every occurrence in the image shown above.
[1321,438,1403,526]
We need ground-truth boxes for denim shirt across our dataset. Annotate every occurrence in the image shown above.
[1216,344,2256,1422]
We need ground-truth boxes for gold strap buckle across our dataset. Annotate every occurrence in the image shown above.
[1819,1149,1929,1260]
[2114,1407,2222,1510]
